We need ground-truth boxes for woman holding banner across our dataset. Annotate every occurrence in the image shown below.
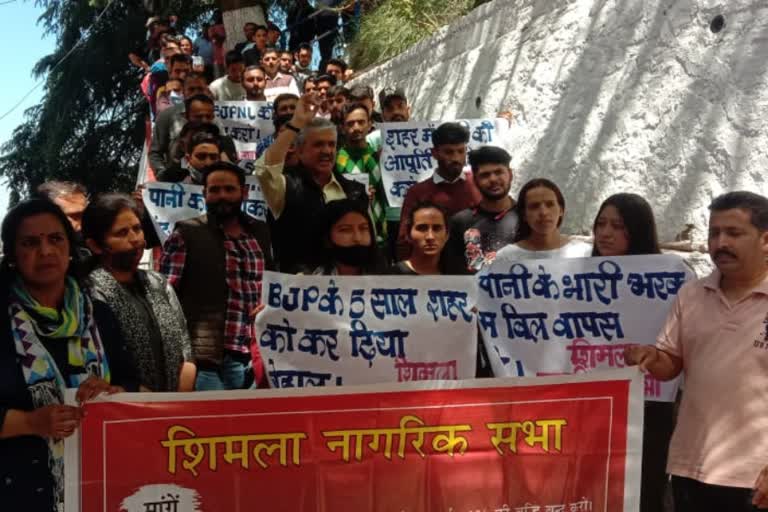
[310,199,385,275]
[593,193,673,512]
[0,199,132,511]
[390,201,452,275]
[83,194,196,393]
[495,178,592,261]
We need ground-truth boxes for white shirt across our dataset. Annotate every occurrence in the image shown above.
[494,239,593,262]
[432,171,467,185]
[209,76,246,101]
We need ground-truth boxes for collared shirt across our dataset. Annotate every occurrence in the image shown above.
[159,229,265,355]
[266,71,296,89]
[656,270,768,488]
[253,154,346,219]
[433,170,467,185]
[265,73,301,101]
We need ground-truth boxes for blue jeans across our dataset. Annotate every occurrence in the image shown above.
[194,354,250,391]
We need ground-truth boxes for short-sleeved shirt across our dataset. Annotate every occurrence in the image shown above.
[446,206,519,273]
[656,270,768,488]
[493,239,592,262]
[209,76,246,101]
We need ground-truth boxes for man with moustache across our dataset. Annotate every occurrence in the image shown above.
[261,49,300,98]
[242,65,268,101]
[444,146,518,273]
[255,95,368,273]
[336,103,385,244]
[279,51,295,75]
[314,74,335,119]
[367,88,410,150]
[293,42,314,90]
[396,122,481,259]
[327,85,350,127]
[159,161,273,390]
[379,87,411,122]
[625,191,768,512]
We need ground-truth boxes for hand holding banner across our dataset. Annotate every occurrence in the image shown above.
[477,253,694,401]
[379,119,510,207]
[214,101,275,161]
[256,272,479,388]
[66,369,643,512]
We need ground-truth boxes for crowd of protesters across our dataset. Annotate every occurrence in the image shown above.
[1,8,768,512]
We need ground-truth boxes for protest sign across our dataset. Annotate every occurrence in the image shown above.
[214,101,275,160]
[265,83,301,102]
[477,254,694,401]
[256,272,478,388]
[142,177,268,243]
[379,119,509,207]
[66,369,643,512]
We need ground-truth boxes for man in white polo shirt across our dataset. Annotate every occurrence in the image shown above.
[626,191,768,511]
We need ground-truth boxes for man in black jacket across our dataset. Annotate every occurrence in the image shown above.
[255,94,368,273]
[159,161,274,390]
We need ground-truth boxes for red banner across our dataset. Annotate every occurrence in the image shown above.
[65,369,642,512]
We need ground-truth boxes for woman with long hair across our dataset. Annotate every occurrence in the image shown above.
[310,199,384,276]
[495,178,591,260]
[593,193,660,256]
[593,193,671,512]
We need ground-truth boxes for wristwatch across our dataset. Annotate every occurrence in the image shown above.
[285,122,301,133]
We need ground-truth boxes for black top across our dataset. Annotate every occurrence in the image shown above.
[445,205,519,274]
[233,41,249,55]
[268,165,368,274]
[242,47,263,67]
[388,261,418,275]
[0,289,138,511]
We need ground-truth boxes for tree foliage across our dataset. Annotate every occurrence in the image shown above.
[0,0,486,203]
[348,0,490,70]
[0,0,211,202]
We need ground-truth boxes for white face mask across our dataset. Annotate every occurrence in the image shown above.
[169,91,184,105]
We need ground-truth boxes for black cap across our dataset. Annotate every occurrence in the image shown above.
[379,87,407,108]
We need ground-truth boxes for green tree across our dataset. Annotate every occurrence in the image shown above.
[0,0,487,203]
[348,0,490,69]
[0,0,211,201]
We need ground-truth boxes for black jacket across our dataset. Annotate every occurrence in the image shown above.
[172,213,274,368]
[268,165,368,273]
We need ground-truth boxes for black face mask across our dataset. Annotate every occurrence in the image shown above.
[331,245,371,268]
[207,199,241,221]
[106,247,143,273]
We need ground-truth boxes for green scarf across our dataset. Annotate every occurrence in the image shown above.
[10,276,111,510]
[336,142,387,242]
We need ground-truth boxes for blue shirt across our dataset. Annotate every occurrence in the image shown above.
[194,37,214,65]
